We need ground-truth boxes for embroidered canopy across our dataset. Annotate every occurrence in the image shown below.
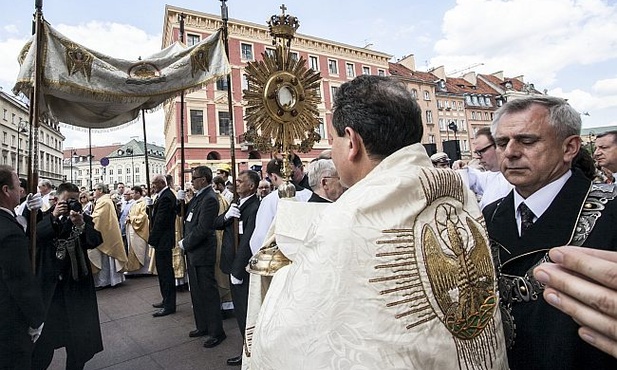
[13,21,230,129]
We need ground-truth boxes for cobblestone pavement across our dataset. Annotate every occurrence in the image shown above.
[48,275,243,370]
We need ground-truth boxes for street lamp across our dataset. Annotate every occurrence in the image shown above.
[16,120,28,176]
[587,130,596,153]
[70,150,77,183]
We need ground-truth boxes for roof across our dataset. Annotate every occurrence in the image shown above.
[64,144,122,161]
[389,62,437,84]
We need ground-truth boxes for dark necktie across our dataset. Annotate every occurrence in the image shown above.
[518,202,535,236]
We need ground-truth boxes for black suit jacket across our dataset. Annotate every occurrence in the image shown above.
[483,169,617,370]
[34,210,104,364]
[214,194,260,280]
[0,210,45,367]
[148,188,177,250]
[183,186,219,266]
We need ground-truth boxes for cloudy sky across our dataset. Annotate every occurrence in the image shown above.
[1,0,616,149]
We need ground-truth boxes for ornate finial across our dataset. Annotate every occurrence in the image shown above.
[267,4,300,47]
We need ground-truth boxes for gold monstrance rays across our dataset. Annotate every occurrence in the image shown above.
[243,5,322,161]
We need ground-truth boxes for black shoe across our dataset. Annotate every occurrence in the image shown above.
[189,329,207,338]
[226,355,242,366]
[203,333,226,348]
[152,302,164,308]
[152,308,175,317]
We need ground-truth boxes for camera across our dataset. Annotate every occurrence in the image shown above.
[66,198,83,213]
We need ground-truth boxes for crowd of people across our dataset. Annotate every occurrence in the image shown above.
[1,74,616,369]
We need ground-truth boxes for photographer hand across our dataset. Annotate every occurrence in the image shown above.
[69,210,85,227]
[52,200,68,219]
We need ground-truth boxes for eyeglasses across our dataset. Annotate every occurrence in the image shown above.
[323,176,340,180]
[474,143,495,157]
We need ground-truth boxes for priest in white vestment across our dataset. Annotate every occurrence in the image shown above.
[249,75,508,370]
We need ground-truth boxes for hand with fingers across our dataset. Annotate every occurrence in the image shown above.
[534,246,617,359]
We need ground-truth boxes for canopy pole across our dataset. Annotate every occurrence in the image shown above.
[178,13,186,191]
[28,0,44,272]
[220,0,237,201]
[142,110,151,196]
[88,128,93,191]
[177,13,187,228]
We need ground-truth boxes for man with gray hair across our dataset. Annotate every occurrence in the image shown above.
[483,96,617,369]
[37,178,53,212]
[306,158,346,202]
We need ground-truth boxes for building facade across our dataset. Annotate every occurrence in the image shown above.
[1,88,65,184]
[161,5,391,184]
[64,139,166,191]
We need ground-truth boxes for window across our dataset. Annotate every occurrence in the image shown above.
[218,111,231,136]
[316,118,325,138]
[472,95,479,106]
[216,77,228,91]
[117,168,123,175]
[3,132,6,143]
[109,169,114,176]
[2,109,6,120]
[484,112,490,120]
[315,82,322,99]
[126,175,131,183]
[346,63,355,78]
[241,74,249,91]
[190,109,204,135]
[471,111,477,120]
[309,56,319,71]
[95,168,99,175]
[265,48,276,58]
[11,113,15,124]
[136,175,141,183]
[377,69,386,77]
[423,90,430,100]
[438,118,446,130]
[328,59,338,74]
[428,134,435,143]
[362,66,370,75]
[411,89,418,99]
[135,167,140,174]
[290,52,299,62]
[186,34,200,46]
[485,97,492,106]
[331,86,339,102]
[241,43,253,60]
[426,110,433,124]
[126,167,131,174]
[465,95,472,105]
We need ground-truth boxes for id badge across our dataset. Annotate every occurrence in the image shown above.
[187,212,193,222]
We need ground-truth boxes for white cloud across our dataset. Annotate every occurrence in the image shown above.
[592,77,617,95]
[3,24,19,34]
[431,0,617,86]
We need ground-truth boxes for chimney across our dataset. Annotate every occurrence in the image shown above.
[513,75,525,82]
[398,54,416,71]
[462,71,477,86]
[491,71,504,81]
[431,65,446,80]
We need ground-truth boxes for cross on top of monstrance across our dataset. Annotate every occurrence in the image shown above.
[243,5,321,190]
[242,5,322,275]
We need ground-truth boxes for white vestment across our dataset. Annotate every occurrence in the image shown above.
[250,143,508,370]
[458,167,513,209]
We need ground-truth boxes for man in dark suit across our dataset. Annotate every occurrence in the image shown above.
[483,96,617,369]
[0,165,45,370]
[31,182,104,370]
[214,170,260,366]
[148,175,177,317]
[179,166,226,348]
[306,158,346,203]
